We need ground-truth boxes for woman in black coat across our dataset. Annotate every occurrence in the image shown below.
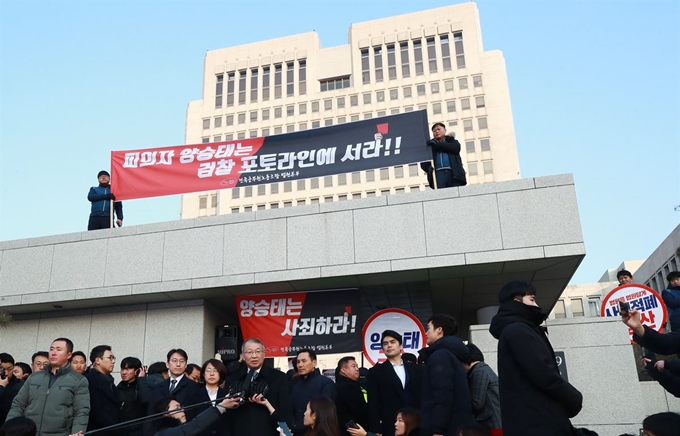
[151,396,240,436]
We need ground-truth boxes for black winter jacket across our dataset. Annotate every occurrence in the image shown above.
[418,336,473,436]
[420,136,467,189]
[291,369,336,434]
[0,376,24,423]
[489,301,583,436]
[117,377,152,436]
[335,375,369,436]
[85,369,122,436]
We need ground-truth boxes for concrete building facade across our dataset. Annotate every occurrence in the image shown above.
[180,3,520,218]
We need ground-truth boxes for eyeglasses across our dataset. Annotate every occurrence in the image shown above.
[102,355,116,361]
[204,369,219,374]
[243,350,264,356]
[170,359,186,365]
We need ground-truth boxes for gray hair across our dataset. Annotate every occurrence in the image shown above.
[241,337,265,353]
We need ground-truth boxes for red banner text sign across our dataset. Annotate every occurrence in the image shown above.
[236,290,361,357]
[111,111,430,201]
[362,308,426,366]
[600,284,667,343]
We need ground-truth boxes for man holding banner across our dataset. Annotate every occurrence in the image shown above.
[87,170,123,230]
[424,123,467,189]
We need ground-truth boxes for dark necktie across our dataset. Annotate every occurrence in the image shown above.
[241,369,254,394]
[169,379,177,392]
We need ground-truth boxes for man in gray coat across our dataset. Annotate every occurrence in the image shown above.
[8,338,90,436]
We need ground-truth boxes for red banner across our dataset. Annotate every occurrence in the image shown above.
[110,111,430,201]
[236,290,361,357]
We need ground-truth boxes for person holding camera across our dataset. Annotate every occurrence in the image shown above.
[0,353,24,424]
[117,357,151,436]
[224,338,293,435]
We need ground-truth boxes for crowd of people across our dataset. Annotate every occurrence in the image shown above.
[1,280,679,436]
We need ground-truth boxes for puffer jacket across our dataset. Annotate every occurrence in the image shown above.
[88,185,123,219]
[7,364,90,436]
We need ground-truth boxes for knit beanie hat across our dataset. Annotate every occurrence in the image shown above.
[97,170,110,178]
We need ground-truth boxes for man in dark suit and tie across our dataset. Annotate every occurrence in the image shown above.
[85,345,122,436]
[148,349,210,420]
[367,330,422,436]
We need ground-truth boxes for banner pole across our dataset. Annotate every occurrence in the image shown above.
[431,160,438,190]
[110,200,114,228]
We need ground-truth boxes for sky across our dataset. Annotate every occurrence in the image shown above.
[0,0,678,285]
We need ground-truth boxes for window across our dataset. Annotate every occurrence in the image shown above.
[320,76,351,91]
[310,198,319,204]
[459,77,468,90]
[250,111,257,122]
[475,96,485,108]
[299,103,307,114]
[338,116,346,123]
[311,178,319,189]
[416,84,426,96]
[454,32,465,68]
[478,117,488,129]
[258,185,266,195]
[225,133,233,140]
[312,120,320,128]
[231,207,240,214]
[431,82,440,94]
[390,108,399,114]
[299,60,307,95]
[226,114,234,126]
[271,183,279,194]
[274,126,282,134]
[426,37,437,73]
[350,95,358,106]
[350,114,359,121]
[387,45,396,80]
[298,122,307,130]
[297,179,305,190]
[283,201,292,208]
[274,64,282,98]
[446,100,456,112]
[588,299,600,317]
[481,139,490,151]
[274,107,282,118]
[361,49,370,84]
[284,181,292,192]
[364,112,372,119]
[463,119,473,131]
[250,68,258,102]
[227,72,235,107]
[468,162,478,176]
[286,62,294,96]
[377,90,385,102]
[394,166,404,178]
[374,46,383,82]
[363,93,371,104]
[432,102,442,114]
[483,160,493,174]
[400,42,410,78]
[215,74,223,108]
[214,116,222,128]
[199,196,207,209]
[366,170,375,182]
[249,130,258,138]
[352,172,361,183]
[243,206,252,212]
[336,194,346,201]
[286,124,294,133]
[395,188,405,195]
[461,98,471,110]
[571,299,584,317]
[380,168,389,180]
[312,101,319,112]
[238,113,245,124]
[473,75,483,87]
[338,174,347,185]
[203,119,210,129]
[444,80,454,92]
[366,191,376,197]
[441,34,452,71]
[283,105,293,117]
[448,121,458,128]
[324,119,333,126]
[403,86,412,98]
[554,300,566,318]
[389,88,398,100]
[413,39,423,75]
[377,110,385,117]
[404,106,413,112]
[409,164,418,177]
[262,66,270,101]
[201,137,209,143]
[380,189,391,196]
[410,185,420,192]
[270,203,279,209]
[466,141,475,153]
[237,131,245,139]
[323,195,333,203]
[244,186,252,197]
[324,176,333,187]
[324,99,332,111]
[238,70,247,104]
[213,135,221,142]
[334,97,344,109]
[262,109,270,121]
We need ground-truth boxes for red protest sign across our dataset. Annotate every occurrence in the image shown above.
[601,284,668,343]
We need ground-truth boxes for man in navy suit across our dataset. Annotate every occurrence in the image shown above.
[367,330,422,436]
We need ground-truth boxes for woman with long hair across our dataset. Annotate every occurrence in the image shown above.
[300,397,340,436]
[347,408,420,436]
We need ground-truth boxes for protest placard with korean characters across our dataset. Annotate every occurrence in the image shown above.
[601,284,668,343]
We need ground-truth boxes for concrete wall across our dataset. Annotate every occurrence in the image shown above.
[469,317,677,436]
[0,300,222,382]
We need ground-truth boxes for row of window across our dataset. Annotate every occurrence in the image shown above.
[646,255,680,293]
[215,61,307,109]
[553,297,601,318]
[207,75,483,129]
[361,32,466,85]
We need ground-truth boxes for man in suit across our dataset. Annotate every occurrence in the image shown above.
[224,338,293,435]
[85,345,122,436]
[368,330,422,436]
[148,349,210,420]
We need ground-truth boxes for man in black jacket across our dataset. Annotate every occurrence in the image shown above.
[489,281,583,436]
[223,338,293,436]
[117,357,151,436]
[0,353,24,423]
[85,345,122,436]
[419,314,473,436]
[335,356,369,435]
[367,330,422,436]
[421,123,467,189]
[290,349,336,434]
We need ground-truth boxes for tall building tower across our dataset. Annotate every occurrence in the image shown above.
[181,2,520,218]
